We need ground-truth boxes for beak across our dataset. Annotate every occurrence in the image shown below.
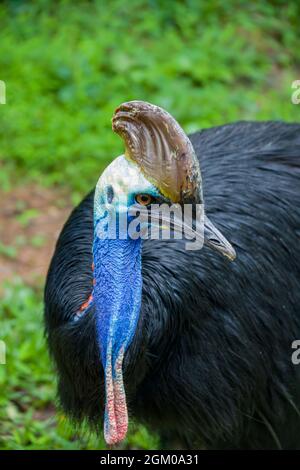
[204,215,236,261]
[129,205,236,260]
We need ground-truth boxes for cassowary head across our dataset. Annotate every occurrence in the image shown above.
[86,101,235,445]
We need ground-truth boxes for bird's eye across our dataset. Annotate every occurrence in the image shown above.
[135,194,155,206]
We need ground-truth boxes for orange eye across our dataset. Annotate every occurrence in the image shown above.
[135,194,154,206]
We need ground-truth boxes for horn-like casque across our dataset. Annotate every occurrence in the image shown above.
[112,101,203,203]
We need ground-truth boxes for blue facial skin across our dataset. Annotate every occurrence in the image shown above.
[92,186,160,375]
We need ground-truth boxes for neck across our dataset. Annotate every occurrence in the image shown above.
[93,217,142,445]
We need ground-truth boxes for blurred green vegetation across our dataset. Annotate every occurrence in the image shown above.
[0,0,299,193]
[0,0,300,451]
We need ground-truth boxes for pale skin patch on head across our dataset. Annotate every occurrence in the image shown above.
[94,155,158,221]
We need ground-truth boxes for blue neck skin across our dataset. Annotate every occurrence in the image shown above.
[91,211,142,444]
[93,214,142,370]
[83,154,160,444]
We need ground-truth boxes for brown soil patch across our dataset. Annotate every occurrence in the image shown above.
[0,184,72,288]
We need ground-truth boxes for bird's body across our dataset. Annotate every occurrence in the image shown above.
[45,120,300,449]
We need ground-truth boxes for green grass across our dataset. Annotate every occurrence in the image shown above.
[0,0,300,450]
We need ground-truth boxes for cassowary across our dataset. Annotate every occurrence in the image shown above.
[45,100,300,449]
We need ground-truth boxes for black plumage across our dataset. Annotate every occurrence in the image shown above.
[44,121,300,449]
